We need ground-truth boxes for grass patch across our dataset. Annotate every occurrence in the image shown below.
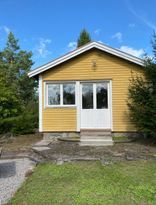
[8,161,156,205]
[113,135,133,142]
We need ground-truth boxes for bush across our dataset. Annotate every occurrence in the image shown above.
[12,112,38,134]
[0,112,38,135]
[128,76,156,138]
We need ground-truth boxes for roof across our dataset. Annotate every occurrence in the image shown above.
[28,41,144,78]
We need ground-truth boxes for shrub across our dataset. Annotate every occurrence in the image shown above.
[128,34,156,138]
[0,112,38,135]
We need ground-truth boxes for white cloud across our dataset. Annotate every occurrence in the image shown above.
[120,45,144,57]
[112,32,123,42]
[125,0,156,31]
[94,29,101,35]
[67,41,77,50]
[34,38,52,58]
[98,40,103,44]
[3,26,10,34]
[128,23,135,28]
[0,25,11,34]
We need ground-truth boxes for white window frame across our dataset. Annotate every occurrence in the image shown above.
[45,82,76,108]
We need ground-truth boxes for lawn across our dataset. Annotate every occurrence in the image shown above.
[8,161,156,205]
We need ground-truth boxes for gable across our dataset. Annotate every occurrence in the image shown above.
[28,41,143,78]
[42,48,143,81]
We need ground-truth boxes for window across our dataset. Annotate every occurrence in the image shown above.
[63,84,75,105]
[82,83,93,109]
[96,83,108,109]
[48,84,60,105]
[47,83,75,106]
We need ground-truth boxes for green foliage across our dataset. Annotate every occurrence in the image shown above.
[128,35,156,138]
[0,32,38,134]
[0,103,38,134]
[77,29,91,47]
[12,112,38,134]
[0,70,21,119]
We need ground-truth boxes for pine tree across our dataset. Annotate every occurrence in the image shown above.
[0,32,38,134]
[1,32,37,105]
[77,29,91,47]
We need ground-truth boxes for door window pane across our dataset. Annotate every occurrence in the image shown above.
[82,83,93,109]
[96,83,108,109]
[48,84,60,105]
[63,84,75,105]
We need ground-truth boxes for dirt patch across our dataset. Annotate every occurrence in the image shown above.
[0,133,42,152]
[0,134,43,161]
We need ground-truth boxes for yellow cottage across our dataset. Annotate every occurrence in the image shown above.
[28,41,144,145]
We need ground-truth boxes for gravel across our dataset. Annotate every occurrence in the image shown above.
[0,158,36,205]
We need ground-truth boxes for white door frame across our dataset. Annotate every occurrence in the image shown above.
[76,80,113,131]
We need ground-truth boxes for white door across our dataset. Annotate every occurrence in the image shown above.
[80,82,111,129]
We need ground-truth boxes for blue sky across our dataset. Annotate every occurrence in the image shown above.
[0,0,155,69]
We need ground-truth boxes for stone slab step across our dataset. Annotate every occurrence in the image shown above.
[33,140,52,147]
[32,146,51,152]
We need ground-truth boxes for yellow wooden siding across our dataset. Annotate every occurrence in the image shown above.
[42,49,143,132]
[42,108,77,132]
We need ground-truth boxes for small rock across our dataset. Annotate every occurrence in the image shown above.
[101,160,113,166]
[56,159,64,165]
[25,168,34,177]
[126,156,134,161]
[113,152,124,157]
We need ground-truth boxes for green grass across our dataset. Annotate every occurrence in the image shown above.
[8,161,156,205]
[113,135,129,141]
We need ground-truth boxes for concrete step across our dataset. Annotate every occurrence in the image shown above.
[80,129,111,136]
[80,140,113,146]
[81,135,112,140]
[80,132,112,136]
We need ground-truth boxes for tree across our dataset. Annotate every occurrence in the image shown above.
[1,32,37,105]
[77,29,91,47]
[0,32,38,134]
[128,35,156,138]
[0,69,21,119]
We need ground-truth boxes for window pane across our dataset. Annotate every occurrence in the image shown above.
[48,84,60,105]
[82,83,93,109]
[96,83,108,109]
[63,84,75,105]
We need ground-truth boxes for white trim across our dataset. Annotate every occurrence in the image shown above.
[46,105,76,108]
[28,41,144,78]
[45,82,76,108]
[39,75,42,132]
[76,81,80,132]
[109,80,113,131]
[80,80,112,129]
[93,83,96,109]
[60,84,63,105]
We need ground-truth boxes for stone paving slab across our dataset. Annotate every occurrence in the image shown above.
[35,140,156,163]
[33,140,52,147]
[32,146,51,152]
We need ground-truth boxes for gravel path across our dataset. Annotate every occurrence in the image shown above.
[0,158,35,205]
